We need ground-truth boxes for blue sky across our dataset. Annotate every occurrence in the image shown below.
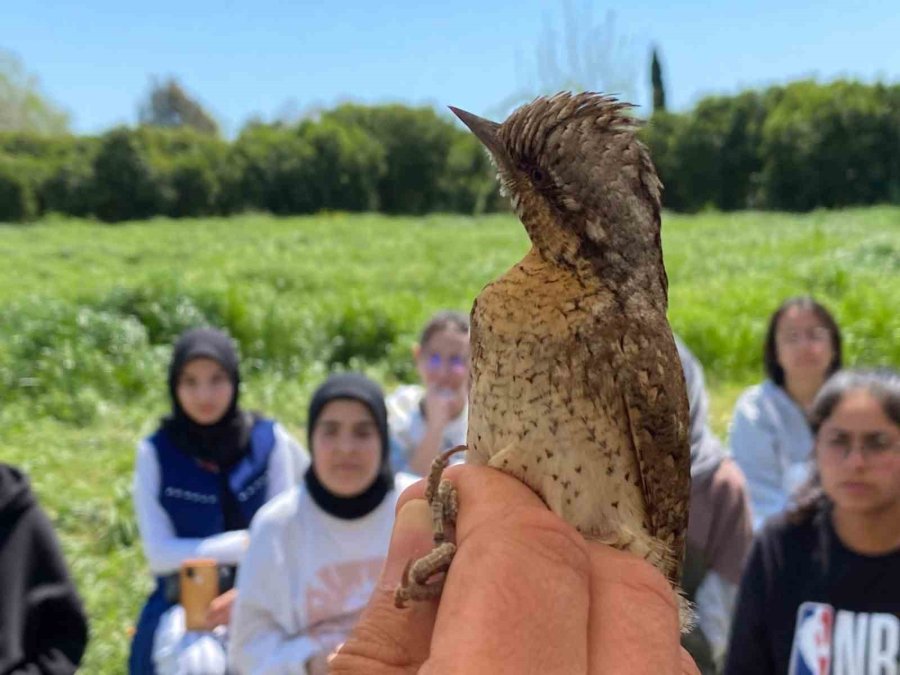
[4,0,898,136]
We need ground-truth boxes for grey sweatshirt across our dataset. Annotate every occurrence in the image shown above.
[728,380,813,530]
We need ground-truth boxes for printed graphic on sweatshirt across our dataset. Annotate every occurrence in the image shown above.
[305,558,383,653]
[789,602,899,674]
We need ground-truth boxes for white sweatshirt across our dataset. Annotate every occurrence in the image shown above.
[228,474,418,675]
[133,423,308,575]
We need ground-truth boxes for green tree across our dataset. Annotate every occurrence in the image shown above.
[0,156,38,222]
[91,128,171,222]
[138,78,219,136]
[760,80,897,210]
[639,111,686,209]
[297,117,385,211]
[0,49,69,134]
[651,47,666,113]
[232,123,316,214]
[323,104,456,214]
[38,138,98,217]
[438,133,503,214]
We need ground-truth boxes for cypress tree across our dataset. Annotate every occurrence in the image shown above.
[651,48,666,113]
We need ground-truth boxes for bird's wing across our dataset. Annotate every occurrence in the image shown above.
[589,318,691,584]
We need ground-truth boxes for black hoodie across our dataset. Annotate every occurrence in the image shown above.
[0,463,88,675]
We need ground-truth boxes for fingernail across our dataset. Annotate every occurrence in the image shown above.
[380,499,434,589]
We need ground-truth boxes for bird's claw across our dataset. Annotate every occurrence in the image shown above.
[394,445,466,608]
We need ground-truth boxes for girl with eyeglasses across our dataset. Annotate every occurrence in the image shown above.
[724,368,900,674]
[386,311,470,476]
[729,297,843,529]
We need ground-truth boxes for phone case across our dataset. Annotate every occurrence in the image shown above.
[180,559,220,631]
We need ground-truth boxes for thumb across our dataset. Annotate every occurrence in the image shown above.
[330,499,439,675]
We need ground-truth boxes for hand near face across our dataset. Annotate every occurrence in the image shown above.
[422,386,465,429]
[416,327,470,428]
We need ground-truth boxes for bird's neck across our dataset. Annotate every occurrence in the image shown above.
[527,221,584,272]
[522,246,668,320]
[524,215,668,309]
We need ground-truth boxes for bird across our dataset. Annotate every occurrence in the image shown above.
[395,92,691,625]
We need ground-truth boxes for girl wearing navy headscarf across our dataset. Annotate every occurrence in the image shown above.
[129,327,305,674]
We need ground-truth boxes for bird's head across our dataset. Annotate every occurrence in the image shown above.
[450,92,662,278]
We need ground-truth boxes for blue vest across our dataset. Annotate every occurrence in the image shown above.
[129,418,277,674]
[151,418,276,537]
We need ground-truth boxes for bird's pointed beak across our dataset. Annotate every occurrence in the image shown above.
[449,106,503,158]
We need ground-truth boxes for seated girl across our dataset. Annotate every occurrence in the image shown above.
[229,372,416,675]
[387,310,470,476]
[129,327,304,674]
[729,297,843,528]
[725,368,900,674]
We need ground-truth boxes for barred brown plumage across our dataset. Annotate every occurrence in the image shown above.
[396,92,692,628]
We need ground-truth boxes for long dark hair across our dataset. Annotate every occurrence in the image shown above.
[789,368,900,524]
[763,296,843,387]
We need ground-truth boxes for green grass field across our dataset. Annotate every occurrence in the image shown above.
[1,207,898,672]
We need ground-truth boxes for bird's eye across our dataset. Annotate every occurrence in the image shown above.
[530,167,547,184]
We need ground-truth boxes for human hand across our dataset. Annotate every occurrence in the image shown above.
[203,588,237,629]
[330,465,699,674]
[422,386,464,430]
[304,650,332,675]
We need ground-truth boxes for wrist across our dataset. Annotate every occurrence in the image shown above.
[424,422,447,436]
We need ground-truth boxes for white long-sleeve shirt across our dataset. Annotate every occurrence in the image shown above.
[728,380,814,530]
[228,474,417,675]
[133,423,308,576]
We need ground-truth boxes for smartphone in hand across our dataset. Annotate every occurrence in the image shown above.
[180,559,219,631]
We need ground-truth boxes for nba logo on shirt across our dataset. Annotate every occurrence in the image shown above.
[789,602,834,675]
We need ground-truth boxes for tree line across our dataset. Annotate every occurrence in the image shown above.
[642,79,900,212]
[1,79,899,222]
[0,103,504,222]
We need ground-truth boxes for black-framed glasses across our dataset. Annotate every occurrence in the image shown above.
[818,431,900,463]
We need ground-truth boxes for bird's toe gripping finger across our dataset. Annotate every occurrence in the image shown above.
[431,478,458,544]
[395,448,464,609]
[393,542,458,609]
[438,479,458,523]
[424,444,467,503]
